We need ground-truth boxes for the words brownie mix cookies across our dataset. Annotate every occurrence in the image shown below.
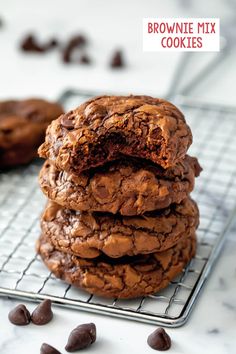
[37,94,201,299]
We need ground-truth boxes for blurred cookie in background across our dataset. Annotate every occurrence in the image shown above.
[0,98,63,168]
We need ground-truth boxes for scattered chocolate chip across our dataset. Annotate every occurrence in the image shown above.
[65,323,96,352]
[40,343,61,354]
[21,34,59,53]
[69,35,87,48]
[147,328,171,351]
[45,38,59,50]
[21,34,45,52]
[31,299,53,325]
[62,34,87,63]
[8,304,31,326]
[79,54,91,64]
[62,47,71,63]
[79,323,96,343]
[60,115,74,129]
[110,50,125,68]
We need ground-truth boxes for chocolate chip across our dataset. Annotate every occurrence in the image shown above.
[60,115,74,129]
[21,34,45,53]
[62,48,71,63]
[62,34,87,63]
[78,323,96,343]
[69,35,87,48]
[110,50,125,68]
[79,54,91,64]
[40,343,61,354]
[21,34,59,53]
[147,328,171,351]
[31,299,53,325]
[8,304,31,326]
[45,38,59,50]
[65,323,96,352]
[84,103,107,120]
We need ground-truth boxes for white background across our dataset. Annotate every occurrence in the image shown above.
[0,0,235,102]
[0,1,236,353]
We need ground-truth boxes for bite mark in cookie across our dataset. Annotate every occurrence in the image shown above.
[38,95,192,173]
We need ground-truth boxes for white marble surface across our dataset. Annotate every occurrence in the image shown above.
[0,0,236,353]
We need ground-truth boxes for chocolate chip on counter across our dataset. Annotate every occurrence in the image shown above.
[65,323,96,352]
[62,47,71,63]
[21,34,45,52]
[45,38,59,50]
[147,328,171,351]
[62,34,87,63]
[79,54,91,64]
[110,50,125,68]
[31,299,53,325]
[8,304,31,326]
[79,323,96,343]
[69,35,87,48]
[65,330,92,352]
[21,34,59,53]
[40,343,61,354]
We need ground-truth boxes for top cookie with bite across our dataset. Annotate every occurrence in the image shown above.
[38,95,192,173]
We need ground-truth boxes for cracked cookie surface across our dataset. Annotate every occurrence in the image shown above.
[0,98,63,168]
[38,95,192,173]
[37,230,196,298]
[39,155,201,215]
[40,197,199,258]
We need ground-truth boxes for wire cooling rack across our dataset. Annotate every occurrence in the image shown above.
[0,92,236,327]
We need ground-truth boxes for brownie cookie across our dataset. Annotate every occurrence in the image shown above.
[0,99,63,168]
[39,155,201,215]
[38,95,192,174]
[37,231,196,298]
[40,197,199,258]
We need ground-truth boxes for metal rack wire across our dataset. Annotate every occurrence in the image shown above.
[0,92,236,327]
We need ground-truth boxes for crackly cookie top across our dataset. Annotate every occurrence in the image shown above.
[0,98,63,150]
[39,155,201,215]
[38,95,192,173]
[37,230,196,299]
[40,197,199,258]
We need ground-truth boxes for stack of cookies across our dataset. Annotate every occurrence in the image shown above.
[37,95,201,299]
